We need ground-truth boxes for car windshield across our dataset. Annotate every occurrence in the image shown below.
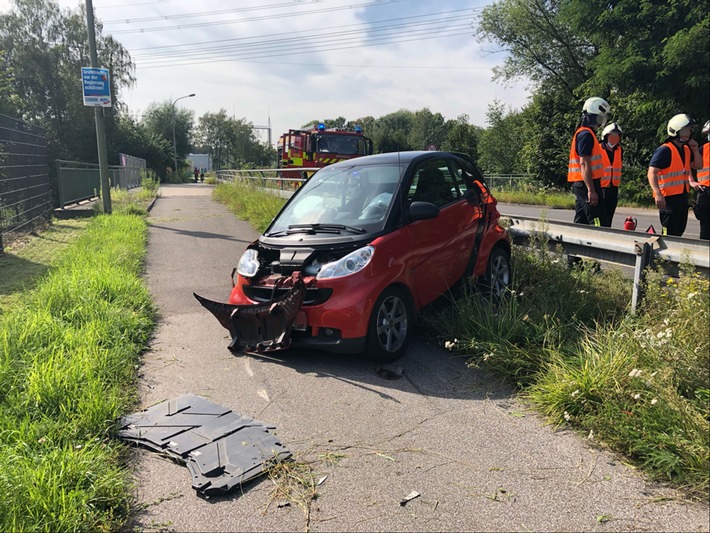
[267,163,404,236]
[315,134,365,155]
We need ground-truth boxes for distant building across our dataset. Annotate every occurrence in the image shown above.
[187,153,212,172]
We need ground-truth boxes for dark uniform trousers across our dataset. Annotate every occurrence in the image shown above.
[659,191,689,237]
[573,179,606,226]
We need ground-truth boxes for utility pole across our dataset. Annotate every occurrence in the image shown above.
[85,0,111,214]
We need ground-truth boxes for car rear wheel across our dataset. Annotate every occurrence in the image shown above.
[479,246,512,298]
[364,286,413,362]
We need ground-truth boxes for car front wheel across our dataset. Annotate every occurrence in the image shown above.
[480,246,512,298]
[364,286,413,362]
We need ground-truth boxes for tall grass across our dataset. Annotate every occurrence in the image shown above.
[213,179,286,233]
[426,237,709,497]
[0,214,155,531]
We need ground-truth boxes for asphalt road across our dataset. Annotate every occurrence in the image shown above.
[497,203,702,240]
[131,184,709,532]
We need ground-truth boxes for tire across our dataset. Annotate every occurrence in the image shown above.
[479,246,512,298]
[363,286,413,362]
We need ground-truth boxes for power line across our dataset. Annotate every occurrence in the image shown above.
[102,0,352,24]
[134,27,475,68]
[106,0,441,35]
[127,8,477,52]
[133,19,473,62]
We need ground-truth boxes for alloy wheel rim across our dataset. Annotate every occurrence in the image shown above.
[376,295,407,352]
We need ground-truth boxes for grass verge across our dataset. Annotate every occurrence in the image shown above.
[213,179,286,233]
[494,189,575,208]
[424,244,709,498]
[0,188,158,531]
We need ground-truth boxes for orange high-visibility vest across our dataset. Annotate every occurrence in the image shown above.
[568,127,604,182]
[698,143,710,186]
[656,142,690,197]
[600,145,622,188]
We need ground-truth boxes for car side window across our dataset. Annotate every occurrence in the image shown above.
[409,159,459,208]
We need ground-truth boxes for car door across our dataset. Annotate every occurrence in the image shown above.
[404,158,481,307]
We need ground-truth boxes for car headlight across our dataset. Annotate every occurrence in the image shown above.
[317,246,374,280]
[237,248,259,277]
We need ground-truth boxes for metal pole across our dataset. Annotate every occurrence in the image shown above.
[85,0,111,214]
[171,93,195,179]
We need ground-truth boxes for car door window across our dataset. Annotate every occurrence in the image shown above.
[409,159,460,208]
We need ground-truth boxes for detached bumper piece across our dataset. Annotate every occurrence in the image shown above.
[117,394,291,497]
[194,275,306,353]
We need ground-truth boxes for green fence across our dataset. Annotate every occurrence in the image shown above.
[56,158,144,208]
[0,114,52,252]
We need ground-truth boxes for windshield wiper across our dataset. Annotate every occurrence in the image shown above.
[267,223,366,237]
[290,223,367,234]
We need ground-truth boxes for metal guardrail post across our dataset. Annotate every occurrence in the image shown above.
[631,237,656,313]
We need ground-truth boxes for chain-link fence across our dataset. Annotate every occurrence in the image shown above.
[0,114,52,253]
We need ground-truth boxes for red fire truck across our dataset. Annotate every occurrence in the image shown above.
[277,123,373,182]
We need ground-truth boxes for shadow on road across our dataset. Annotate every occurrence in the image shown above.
[150,224,253,244]
[239,330,515,404]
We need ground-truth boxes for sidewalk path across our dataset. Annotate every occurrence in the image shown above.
[131,183,709,532]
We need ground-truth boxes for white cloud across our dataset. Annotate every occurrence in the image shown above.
[2,0,531,146]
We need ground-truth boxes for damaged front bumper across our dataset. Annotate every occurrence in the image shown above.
[194,273,307,353]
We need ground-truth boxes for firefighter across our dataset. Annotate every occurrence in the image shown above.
[599,122,623,227]
[647,114,703,237]
[690,120,710,239]
[568,97,610,226]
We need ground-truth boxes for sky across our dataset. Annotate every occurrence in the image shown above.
[0,0,532,147]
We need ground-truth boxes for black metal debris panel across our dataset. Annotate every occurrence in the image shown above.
[118,394,291,497]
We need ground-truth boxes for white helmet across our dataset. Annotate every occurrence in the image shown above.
[667,113,697,137]
[601,122,622,138]
[582,97,610,127]
[703,120,710,134]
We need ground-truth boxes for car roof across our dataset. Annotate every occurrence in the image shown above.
[327,151,460,167]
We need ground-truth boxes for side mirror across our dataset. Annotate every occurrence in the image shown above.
[409,201,439,221]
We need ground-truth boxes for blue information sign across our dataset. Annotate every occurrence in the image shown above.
[81,67,111,107]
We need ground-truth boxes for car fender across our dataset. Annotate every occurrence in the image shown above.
[473,225,510,278]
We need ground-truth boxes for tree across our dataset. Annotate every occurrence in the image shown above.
[441,114,482,162]
[0,0,135,163]
[477,100,527,175]
[142,101,194,174]
[409,108,447,150]
[194,110,273,170]
[111,113,172,179]
[477,0,593,96]
[0,50,20,117]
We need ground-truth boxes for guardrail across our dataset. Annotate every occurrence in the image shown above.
[217,168,315,190]
[505,215,709,311]
[217,169,530,191]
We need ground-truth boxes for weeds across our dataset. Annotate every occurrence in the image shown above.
[428,227,708,497]
[213,179,286,233]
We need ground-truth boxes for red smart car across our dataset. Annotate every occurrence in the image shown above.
[196,151,511,362]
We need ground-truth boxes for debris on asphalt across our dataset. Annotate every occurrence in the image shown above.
[376,366,404,380]
[316,475,328,486]
[117,393,291,497]
[399,490,421,506]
